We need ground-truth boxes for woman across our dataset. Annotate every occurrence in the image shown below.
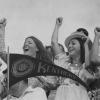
[51,17,95,100]
[23,36,52,62]
[55,32,93,100]
[23,36,58,97]
[23,36,57,85]
[0,36,57,99]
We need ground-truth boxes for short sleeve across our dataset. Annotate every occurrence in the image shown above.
[54,52,70,69]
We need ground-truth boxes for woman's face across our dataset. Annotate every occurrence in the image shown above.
[68,39,81,57]
[23,38,38,57]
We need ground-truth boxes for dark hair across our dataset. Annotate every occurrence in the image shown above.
[76,28,93,50]
[45,46,53,54]
[76,28,88,36]
[25,36,52,63]
[75,38,85,64]
[23,78,28,84]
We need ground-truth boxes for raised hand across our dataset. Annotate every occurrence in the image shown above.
[84,37,89,46]
[84,37,91,67]
[0,18,6,28]
[0,82,4,96]
[94,27,100,38]
[55,17,63,28]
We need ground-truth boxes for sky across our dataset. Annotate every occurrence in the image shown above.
[0,0,100,53]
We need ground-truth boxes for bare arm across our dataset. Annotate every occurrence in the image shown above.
[0,82,4,100]
[0,18,7,63]
[90,27,100,66]
[0,18,6,52]
[51,17,63,56]
[84,38,91,67]
[0,81,7,100]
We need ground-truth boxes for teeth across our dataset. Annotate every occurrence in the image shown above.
[24,47,29,51]
[24,48,29,51]
[24,45,29,51]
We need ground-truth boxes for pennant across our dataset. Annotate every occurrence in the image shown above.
[8,53,89,90]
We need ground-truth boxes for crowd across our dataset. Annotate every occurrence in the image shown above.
[0,17,100,100]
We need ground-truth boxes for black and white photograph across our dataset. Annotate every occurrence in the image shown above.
[0,0,100,100]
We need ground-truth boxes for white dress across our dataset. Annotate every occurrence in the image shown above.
[54,53,90,100]
[3,87,47,100]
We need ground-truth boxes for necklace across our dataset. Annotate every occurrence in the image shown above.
[71,63,82,69]
[70,63,83,76]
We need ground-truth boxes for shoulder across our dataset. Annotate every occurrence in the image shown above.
[54,52,69,61]
[54,52,70,69]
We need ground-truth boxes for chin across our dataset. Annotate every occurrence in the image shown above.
[69,52,76,57]
[24,52,30,56]
[69,52,74,56]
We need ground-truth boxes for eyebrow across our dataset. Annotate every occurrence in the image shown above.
[70,40,75,43]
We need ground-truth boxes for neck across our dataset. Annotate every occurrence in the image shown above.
[71,55,81,65]
[28,52,36,58]
[32,53,36,58]
[24,52,36,58]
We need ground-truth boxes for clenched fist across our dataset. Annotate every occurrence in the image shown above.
[0,18,6,28]
[55,17,63,28]
[94,27,100,38]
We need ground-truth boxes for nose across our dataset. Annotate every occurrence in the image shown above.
[68,43,73,49]
[24,42,29,46]
[23,42,29,48]
[68,43,73,52]
[23,45,27,51]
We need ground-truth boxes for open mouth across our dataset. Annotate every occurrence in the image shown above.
[23,46,29,52]
[69,49,74,53]
[24,48,29,52]
[69,48,73,52]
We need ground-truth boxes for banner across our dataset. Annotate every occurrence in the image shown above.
[9,54,89,90]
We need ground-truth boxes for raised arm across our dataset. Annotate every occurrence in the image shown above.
[0,18,7,63]
[51,17,63,56]
[84,38,91,67]
[0,18,6,52]
[90,27,100,65]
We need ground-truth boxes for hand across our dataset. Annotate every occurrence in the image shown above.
[94,27,100,38]
[84,37,89,47]
[0,18,7,28]
[0,80,7,99]
[55,17,63,28]
[0,82,4,95]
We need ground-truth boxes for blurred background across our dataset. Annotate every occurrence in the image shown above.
[0,0,100,53]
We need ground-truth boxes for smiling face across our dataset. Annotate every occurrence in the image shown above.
[68,38,81,58]
[23,38,38,57]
